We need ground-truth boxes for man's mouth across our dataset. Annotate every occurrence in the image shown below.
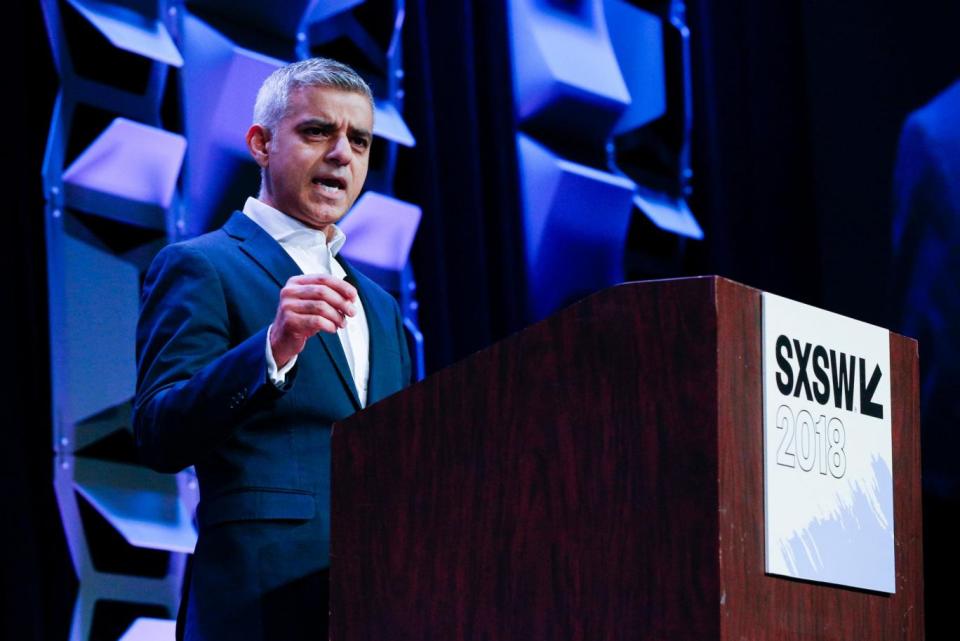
[312,176,346,195]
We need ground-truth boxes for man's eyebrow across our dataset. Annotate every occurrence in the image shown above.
[296,119,371,141]
[297,118,334,129]
[348,125,373,141]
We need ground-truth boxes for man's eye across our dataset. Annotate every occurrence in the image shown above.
[352,137,369,148]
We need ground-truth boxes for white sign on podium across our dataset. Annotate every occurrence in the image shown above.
[762,293,895,593]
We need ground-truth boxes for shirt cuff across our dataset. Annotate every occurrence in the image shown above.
[265,324,298,387]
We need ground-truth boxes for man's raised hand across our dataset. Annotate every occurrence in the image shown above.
[269,274,358,368]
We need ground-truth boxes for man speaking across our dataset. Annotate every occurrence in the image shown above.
[134,57,412,640]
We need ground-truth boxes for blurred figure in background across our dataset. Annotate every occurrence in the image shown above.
[890,77,960,638]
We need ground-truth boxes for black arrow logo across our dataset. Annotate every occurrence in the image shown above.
[859,359,884,419]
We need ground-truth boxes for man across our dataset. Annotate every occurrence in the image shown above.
[134,58,412,641]
[890,78,960,639]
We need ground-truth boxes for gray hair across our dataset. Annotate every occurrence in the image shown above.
[253,57,374,134]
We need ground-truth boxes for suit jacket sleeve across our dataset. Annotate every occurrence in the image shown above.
[134,242,287,473]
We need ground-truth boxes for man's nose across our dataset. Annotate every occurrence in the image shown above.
[325,135,352,165]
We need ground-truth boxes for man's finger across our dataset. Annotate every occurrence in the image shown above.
[294,273,358,301]
[288,310,340,335]
[284,284,357,317]
[286,299,349,327]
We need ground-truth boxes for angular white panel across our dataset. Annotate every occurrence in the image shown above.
[374,99,416,147]
[633,189,703,240]
[339,191,422,271]
[74,458,197,554]
[119,617,177,641]
[68,0,183,67]
[63,118,186,214]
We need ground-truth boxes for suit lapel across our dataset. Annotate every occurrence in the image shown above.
[316,331,361,410]
[224,211,362,410]
[225,212,301,288]
[341,258,392,406]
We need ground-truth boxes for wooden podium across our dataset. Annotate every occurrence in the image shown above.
[330,276,923,640]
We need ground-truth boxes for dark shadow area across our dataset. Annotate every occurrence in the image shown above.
[3,4,75,641]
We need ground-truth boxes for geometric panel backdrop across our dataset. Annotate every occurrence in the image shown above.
[41,1,420,639]
[508,0,701,320]
[608,0,702,239]
[516,134,635,320]
[41,0,694,636]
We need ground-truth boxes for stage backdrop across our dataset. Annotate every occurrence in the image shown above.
[39,1,693,639]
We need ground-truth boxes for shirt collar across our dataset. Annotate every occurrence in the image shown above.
[242,196,347,256]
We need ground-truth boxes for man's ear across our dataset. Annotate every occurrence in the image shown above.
[246,124,271,168]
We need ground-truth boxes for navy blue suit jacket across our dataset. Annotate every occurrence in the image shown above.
[891,79,960,499]
[134,211,411,640]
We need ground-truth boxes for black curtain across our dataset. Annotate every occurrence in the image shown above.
[688,0,821,306]
[399,0,527,372]
[3,3,75,641]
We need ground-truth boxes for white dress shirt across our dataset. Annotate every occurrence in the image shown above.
[242,197,370,406]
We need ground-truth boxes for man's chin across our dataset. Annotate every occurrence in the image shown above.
[289,207,347,231]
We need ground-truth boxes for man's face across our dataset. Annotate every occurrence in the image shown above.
[257,85,373,234]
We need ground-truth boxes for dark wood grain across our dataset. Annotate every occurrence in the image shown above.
[716,278,923,641]
[331,277,923,640]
